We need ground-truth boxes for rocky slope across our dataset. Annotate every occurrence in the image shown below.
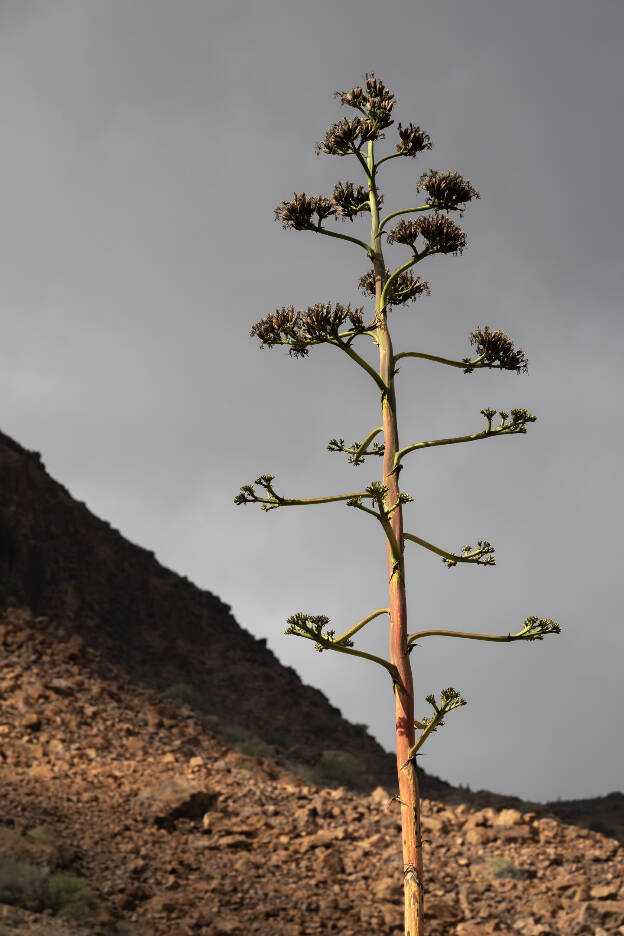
[0,426,621,838]
[0,427,443,794]
[1,607,623,936]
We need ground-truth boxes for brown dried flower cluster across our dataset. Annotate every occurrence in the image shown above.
[417,169,480,214]
[274,193,335,230]
[466,326,528,373]
[358,270,430,306]
[331,180,371,220]
[417,214,467,254]
[315,116,378,156]
[386,214,467,255]
[251,303,367,357]
[335,73,396,132]
[395,122,433,157]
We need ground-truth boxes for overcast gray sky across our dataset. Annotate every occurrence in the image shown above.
[1,0,622,803]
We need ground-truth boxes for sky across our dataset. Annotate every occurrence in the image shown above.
[0,0,622,804]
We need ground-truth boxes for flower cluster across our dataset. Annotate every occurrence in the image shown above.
[315,116,377,156]
[327,437,385,466]
[417,169,480,215]
[480,408,536,433]
[416,688,467,730]
[274,192,335,230]
[386,214,467,255]
[331,180,371,220]
[234,474,281,510]
[443,541,495,568]
[465,326,528,373]
[335,73,396,133]
[285,612,353,653]
[358,269,430,306]
[415,214,467,254]
[395,122,433,157]
[518,617,561,640]
[250,303,368,357]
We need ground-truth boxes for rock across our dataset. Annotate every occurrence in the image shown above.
[370,785,389,805]
[373,876,402,902]
[592,900,624,925]
[466,826,497,845]
[425,896,463,925]
[44,677,75,697]
[494,808,525,826]
[134,775,219,825]
[21,713,41,731]
[591,882,620,899]
[495,825,535,842]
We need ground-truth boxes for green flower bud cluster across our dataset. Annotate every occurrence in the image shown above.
[234,475,280,510]
[442,540,495,569]
[285,612,354,653]
[327,437,385,465]
[518,617,561,640]
[480,407,536,433]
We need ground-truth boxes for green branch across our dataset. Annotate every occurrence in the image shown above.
[403,532,495,568]
[327,426,384,465]
[346,484,403,563]
[284,611,402,686]
[394,350,487,370]
[334,607,390,645]
[336,340,388,394]
[402,689,467,767]
[314,224,372,255]
[407,616,561,649]
[394,408,536,468]
[381,250,431,311]
[379,204,432,234]
[234,475,370,511]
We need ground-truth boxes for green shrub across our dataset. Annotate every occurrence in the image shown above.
[161,682,199,707]
[0,856,47,908]
[0,856,91,918]
[44,870,91,918]
[234,739,274,758]
[486,856,525,879]
[317,751,362,786]
[27,827,51,845]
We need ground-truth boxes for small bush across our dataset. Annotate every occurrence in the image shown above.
[27,827,51,845]
[317,750,362,785]
[0,856,91,918]
[44,870,91,919]
[486,856,525,879]
[234,739,274,757]
[0,856,47,909]
[161,682,199,707]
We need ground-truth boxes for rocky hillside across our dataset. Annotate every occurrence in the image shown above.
[0,427,450,795]
[0,427,622,837]
[1,607,623,936]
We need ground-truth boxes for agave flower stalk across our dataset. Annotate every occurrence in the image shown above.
[236,74,560,936]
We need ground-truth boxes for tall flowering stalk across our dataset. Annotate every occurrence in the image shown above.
[236,75,560,936]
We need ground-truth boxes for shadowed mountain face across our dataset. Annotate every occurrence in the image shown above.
[0,428,454,796]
